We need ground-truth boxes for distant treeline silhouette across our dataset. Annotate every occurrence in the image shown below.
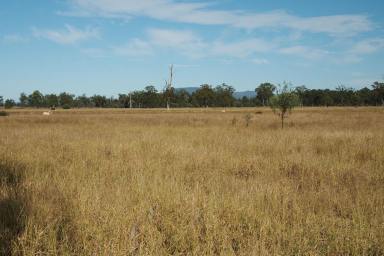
[1,82,383,109]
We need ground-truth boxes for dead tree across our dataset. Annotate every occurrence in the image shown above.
[165,64,174,110]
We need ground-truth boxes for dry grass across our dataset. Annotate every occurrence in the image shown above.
[0,107,383,255]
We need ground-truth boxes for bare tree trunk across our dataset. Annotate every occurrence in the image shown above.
[166,64,173,111]
[129,93,132,109]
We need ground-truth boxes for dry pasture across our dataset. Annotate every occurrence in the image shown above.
[0,107,383,255]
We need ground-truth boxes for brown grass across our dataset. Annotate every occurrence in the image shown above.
[0,107,383,255]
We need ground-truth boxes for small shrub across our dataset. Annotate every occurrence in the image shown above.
[62,104,71,109]
[0,111,8,116]
[244,113,252,127]
[231,117,237,126]
[269,82,299,129]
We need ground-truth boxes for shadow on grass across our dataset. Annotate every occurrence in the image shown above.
[0,160,28,256]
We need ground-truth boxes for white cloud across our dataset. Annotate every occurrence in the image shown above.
[81,47,106,58]
[211,39,272,58]
[147,29,201,47]
[112,29,205,58]
[66,0,373,36]
[2,34,29,43]
[279,45,329,59]
[111,28,272,59]
[337,38,384,63]
[349,38,384,55]
[147,28,206,57]
[33,24,100,44]
[251,58,269,65]
[285,15,372,37]
[112,39,153,56]
[173,64,200,68]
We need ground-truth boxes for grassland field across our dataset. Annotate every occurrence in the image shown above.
[0,107,383,255]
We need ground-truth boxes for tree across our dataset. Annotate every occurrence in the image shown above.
[91,95,107,108]
[143,86,160,108]
[256,82,276,106]
[269,83,299,128]
[118,94,130,108]
[320,93,334,107]
[4,99,16,109]
[215,83,235,107]
[131,90,144,108]
[28,90,44,107]
[371,81,384,105]
[45,94,59,107]
[164,65,174,110]
[19,93,28,107]
[174,89,191,107]
[357,87,373,106]
[335,85,354,106]
[74,94,91,107]
[58,92,74,108]
[0,96,3,107]
[294,85,307,106]
[192,84,215,107]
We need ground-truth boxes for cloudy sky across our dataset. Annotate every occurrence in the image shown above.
[1,0,384,99]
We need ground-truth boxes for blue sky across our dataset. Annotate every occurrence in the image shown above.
[1,0,384,100]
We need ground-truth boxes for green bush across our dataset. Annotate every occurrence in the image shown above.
[62,104,71,109]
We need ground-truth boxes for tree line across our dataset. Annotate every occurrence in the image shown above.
[1,81,383,109]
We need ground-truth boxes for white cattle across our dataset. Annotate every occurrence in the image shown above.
[42,110,52,116]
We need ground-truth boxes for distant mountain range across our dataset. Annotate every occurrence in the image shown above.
[233,91,256,99]
[175,87,256,99]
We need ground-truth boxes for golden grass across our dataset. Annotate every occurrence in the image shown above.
[0,107,383,255]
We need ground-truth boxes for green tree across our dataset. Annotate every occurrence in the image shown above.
[215,83,235,107]
[28,90,44,107]
[320,93,334,107]
[294,85,307,106]
[19,93,28,107]
[371,81,384,105]
[335,85,354,105]
[118,94,130,108]
[192,84,215,107]
[174,89,191,107]
[0,96,3,107]
[91,95,107,108]
[269,83,300,128]
[4,99,16,109]
[143,86,160,108]
[74,94,91,107]
[45,94,59,107]
[131,90,145,108]
[357,87,373,106]
[256,82,276,106]
[58,92,75,107]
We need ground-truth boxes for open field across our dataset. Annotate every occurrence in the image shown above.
[0,107,383,255]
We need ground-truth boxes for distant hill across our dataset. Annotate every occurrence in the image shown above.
[175,87,199,94]
[233,91,256,99]
[175,87,256,99]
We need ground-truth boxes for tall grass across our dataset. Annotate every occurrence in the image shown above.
[0,107,383,255]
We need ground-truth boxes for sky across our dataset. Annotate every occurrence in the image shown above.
[1,0,384,100]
